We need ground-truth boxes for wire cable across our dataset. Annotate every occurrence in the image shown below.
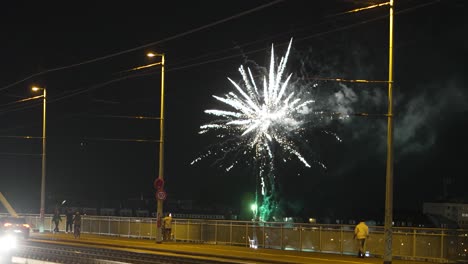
[0,0,285,92]
[0,0,441,121]
[0,0,444,132]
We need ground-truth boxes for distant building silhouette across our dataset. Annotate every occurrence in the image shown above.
[423,202,468,229]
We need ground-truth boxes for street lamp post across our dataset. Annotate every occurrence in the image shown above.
[32,86,46,233]
[383,0,395,263]
[147,52,166,243]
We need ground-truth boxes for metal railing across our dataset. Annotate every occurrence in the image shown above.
[6,213,467,263]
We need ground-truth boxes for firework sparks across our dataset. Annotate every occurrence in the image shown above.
[198,39,315,165]
[193,38,336,220]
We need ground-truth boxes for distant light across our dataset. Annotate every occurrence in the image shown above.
[250,203,257,212]
[0,235,17,251]
[147,52,156,58]
[32,86,42,91]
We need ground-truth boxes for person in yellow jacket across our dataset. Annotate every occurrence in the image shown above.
[162,213,173,241]
[354,219,369,258]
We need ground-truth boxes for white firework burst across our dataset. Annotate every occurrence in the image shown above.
[193,38,341,221]
[196,38,317,169]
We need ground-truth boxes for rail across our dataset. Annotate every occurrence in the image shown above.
[2,213,466,263]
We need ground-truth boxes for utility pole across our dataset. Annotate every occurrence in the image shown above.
[383,0,394,263]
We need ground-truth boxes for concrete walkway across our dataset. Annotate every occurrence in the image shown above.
[29,232,437,264]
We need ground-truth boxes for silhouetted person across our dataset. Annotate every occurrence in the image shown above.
[52,209,62,233]
[65,208,74,233]
[354,219,369,258]
[73,211,82,238]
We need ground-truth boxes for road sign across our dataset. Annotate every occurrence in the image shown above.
[154,178,164,190]
[156,190,167,201]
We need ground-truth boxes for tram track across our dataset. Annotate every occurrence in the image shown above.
[12,240,271,264]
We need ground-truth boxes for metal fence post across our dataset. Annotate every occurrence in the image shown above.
[319,226,322,252]
[117,218,120,236]
[230,221,233,245]
[281,223,284,250]
[262,223,265,248]
[300,224,303,252]
[138,220,141,238]
[245,222,248,247]
[440,230,444,259]
[340,225,343,254]
[200,221,203,242]
[215,221,218,245]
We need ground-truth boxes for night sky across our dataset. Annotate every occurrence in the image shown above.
[0,0,467,220]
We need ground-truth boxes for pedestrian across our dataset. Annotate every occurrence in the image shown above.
[73,211,82,238]
[65,208,74,233]
[354,219,369,258]
[52,208,62,233]
[163,213,172,241]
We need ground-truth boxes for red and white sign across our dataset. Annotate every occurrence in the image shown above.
[156,190,167,200]
[154,178,164,190]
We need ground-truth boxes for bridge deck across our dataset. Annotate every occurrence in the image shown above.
[30,232,434,264]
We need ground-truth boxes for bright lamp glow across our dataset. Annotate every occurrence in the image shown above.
[0,235,17,251]
[251,203,257,212]
[32,86,44,92]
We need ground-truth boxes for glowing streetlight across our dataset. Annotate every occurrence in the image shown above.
[124,52,166,242]
[250,203,257,212]
[31,86,46,233]
[146,52,157,58]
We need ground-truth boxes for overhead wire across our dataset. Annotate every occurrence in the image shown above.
[0,0,442,117]
[0,0,442,103]
[0,0,444,142]
[167,0,442,72]
[0,0,285,93]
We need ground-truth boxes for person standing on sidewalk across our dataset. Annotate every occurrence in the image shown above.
[73,211,82,238]
[354,219,369,258]
[65,208,74,233]
[163,213,173,241]
[52,209,62,233]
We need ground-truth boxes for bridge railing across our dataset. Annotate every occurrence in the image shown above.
[8,213,467,263]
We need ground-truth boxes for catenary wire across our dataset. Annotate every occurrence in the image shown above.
[0,0,285,93]
[0,0,446,138]
[0,0,443,118]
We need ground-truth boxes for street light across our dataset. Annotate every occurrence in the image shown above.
[384,1,395,263]
[32,86,46,233]
[146,52,166,243]
[250,203,257,220]
[123,52,166,242]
